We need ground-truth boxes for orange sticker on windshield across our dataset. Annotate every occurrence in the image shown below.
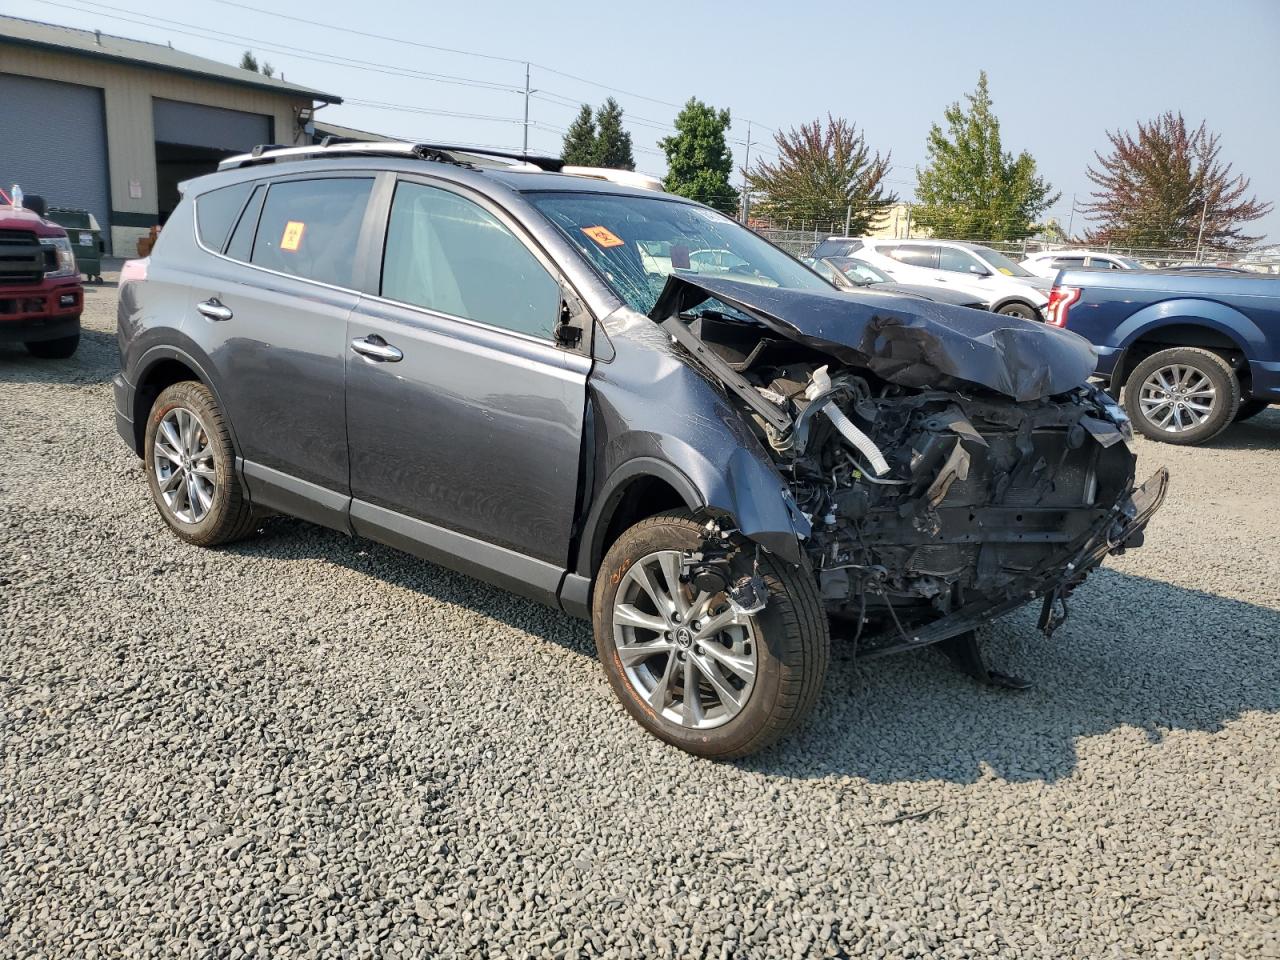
[581,225,624,248]
[280,220,306,252]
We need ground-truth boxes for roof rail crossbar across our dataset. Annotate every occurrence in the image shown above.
[218,140,565,172]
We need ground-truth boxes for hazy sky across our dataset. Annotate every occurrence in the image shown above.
[9,0,1280,240]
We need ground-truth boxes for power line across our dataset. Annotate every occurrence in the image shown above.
[28,0,525,92]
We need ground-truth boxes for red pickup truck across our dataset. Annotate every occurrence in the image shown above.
[0,194,83,358]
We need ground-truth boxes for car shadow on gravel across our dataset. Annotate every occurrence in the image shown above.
[231,519,1279,786]
[749,568,1280,784]
[0,329,119,385]
[1190,408,1280,450]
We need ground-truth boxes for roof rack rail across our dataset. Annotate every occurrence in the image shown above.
[217,140,564,172]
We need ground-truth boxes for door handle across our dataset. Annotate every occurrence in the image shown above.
[351,335,403,362]
[196,297,233,322]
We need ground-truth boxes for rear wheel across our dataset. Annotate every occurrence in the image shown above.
[25,333,80,358]
[996,302,1038,321]
[1124,347,1240,445]
[1235,398,1271,422]
[593,512,829,759]
[144,381,257,546]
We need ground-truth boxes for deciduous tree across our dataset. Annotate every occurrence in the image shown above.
[745,116,895,231]
[914,72,1057,240]
[659,98,738,215]
[1083,111,1271,251]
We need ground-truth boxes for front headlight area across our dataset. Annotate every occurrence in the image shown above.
[40,236,78,279]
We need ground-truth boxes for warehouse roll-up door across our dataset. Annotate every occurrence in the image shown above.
[153,98,273,224]
[152,99,272,153]
[0,73,110,250]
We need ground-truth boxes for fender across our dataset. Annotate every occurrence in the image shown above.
[1111,298,1264,356]
[129,340,242,462]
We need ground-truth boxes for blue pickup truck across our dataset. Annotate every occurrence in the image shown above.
[1047,268,1279,444]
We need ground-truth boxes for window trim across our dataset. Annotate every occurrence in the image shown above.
[191,171,380,297]
[360,172,592,354]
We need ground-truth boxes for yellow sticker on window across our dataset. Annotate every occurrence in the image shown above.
[280,220,306,252]
[582,225,624,248]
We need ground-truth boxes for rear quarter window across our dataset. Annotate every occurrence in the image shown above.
[195,181,255,253]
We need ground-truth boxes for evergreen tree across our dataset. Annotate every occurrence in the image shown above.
[746,116,895,231]
[593,98,635,171]
[1083,112,1271,250]
[239,50,260,72]
[659,98,739,215]
[914,71,1058,240]
[560,104,598,166]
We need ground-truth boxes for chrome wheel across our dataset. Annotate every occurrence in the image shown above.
[152,407,217,523]
[611,550,758,730]
[1139,363,1217,433]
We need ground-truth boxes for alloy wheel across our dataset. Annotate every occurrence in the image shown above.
[611,550,758,730]
[152,407,218,523]
[1138,363,1217,433]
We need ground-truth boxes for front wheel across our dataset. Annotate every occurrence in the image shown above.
[996,302,1038,321]
[593,512,829,759]
[25,333,80,358]
[1123,347,1241,445]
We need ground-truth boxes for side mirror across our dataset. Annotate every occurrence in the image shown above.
[968,263,991,277]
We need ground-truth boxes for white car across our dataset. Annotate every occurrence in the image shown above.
[849,238,1051,319]
[1020,249,1142,278]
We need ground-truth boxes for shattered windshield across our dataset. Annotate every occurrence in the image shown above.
[528,191,830,314]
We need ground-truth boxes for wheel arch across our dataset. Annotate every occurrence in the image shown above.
[1109,316,1253,391]
[130,346,239,458]
[576,458,703,580]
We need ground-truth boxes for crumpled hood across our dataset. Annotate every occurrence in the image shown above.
[650,274,1097,403]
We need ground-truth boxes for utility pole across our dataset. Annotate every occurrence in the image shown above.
[844,204,852,237]
[522,62,531,154]
[1194,200,1209,263]
[1066,193,1076,240]
[740,121,752,224]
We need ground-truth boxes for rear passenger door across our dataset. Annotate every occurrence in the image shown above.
[190,174,375,530]
[344,176,590,603]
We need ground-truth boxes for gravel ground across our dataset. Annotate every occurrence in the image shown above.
[2,273,1279,959]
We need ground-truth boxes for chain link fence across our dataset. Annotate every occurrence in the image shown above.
[753,222,1280,273]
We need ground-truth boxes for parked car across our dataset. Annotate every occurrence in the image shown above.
[0,187,83,357]
[1020,249,1141,277]
[803,256,987,309]
[1049,267,1279,444]
[844,238,1051,319]
[114,141,1165,759]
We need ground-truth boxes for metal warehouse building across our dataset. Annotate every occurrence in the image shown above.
[0,15,341,255]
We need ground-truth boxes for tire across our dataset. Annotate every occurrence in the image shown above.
[996,302,1038,321]
[143,380,257,546]
[25,333,80,358]
[1123,347,1241,445]
[1235,399,1271,422]
[593,512,829,760]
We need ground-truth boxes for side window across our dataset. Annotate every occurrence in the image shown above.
[1053,256,1086,269]
[250,178,373,289]
[224,183,266,262]
[381,181,560,340]
[938,246,981,273]
[887,245,937,269]
[195,181,254,253]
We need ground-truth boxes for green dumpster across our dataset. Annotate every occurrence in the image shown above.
[45,207,105,282]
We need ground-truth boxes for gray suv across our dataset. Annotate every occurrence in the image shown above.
[113,142,1166,759]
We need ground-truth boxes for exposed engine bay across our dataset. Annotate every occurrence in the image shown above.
[650,275,1168,662]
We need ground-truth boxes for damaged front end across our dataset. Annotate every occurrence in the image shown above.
[650,275,1168,661]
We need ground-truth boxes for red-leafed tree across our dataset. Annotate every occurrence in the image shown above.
[1083,112,1271,251]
